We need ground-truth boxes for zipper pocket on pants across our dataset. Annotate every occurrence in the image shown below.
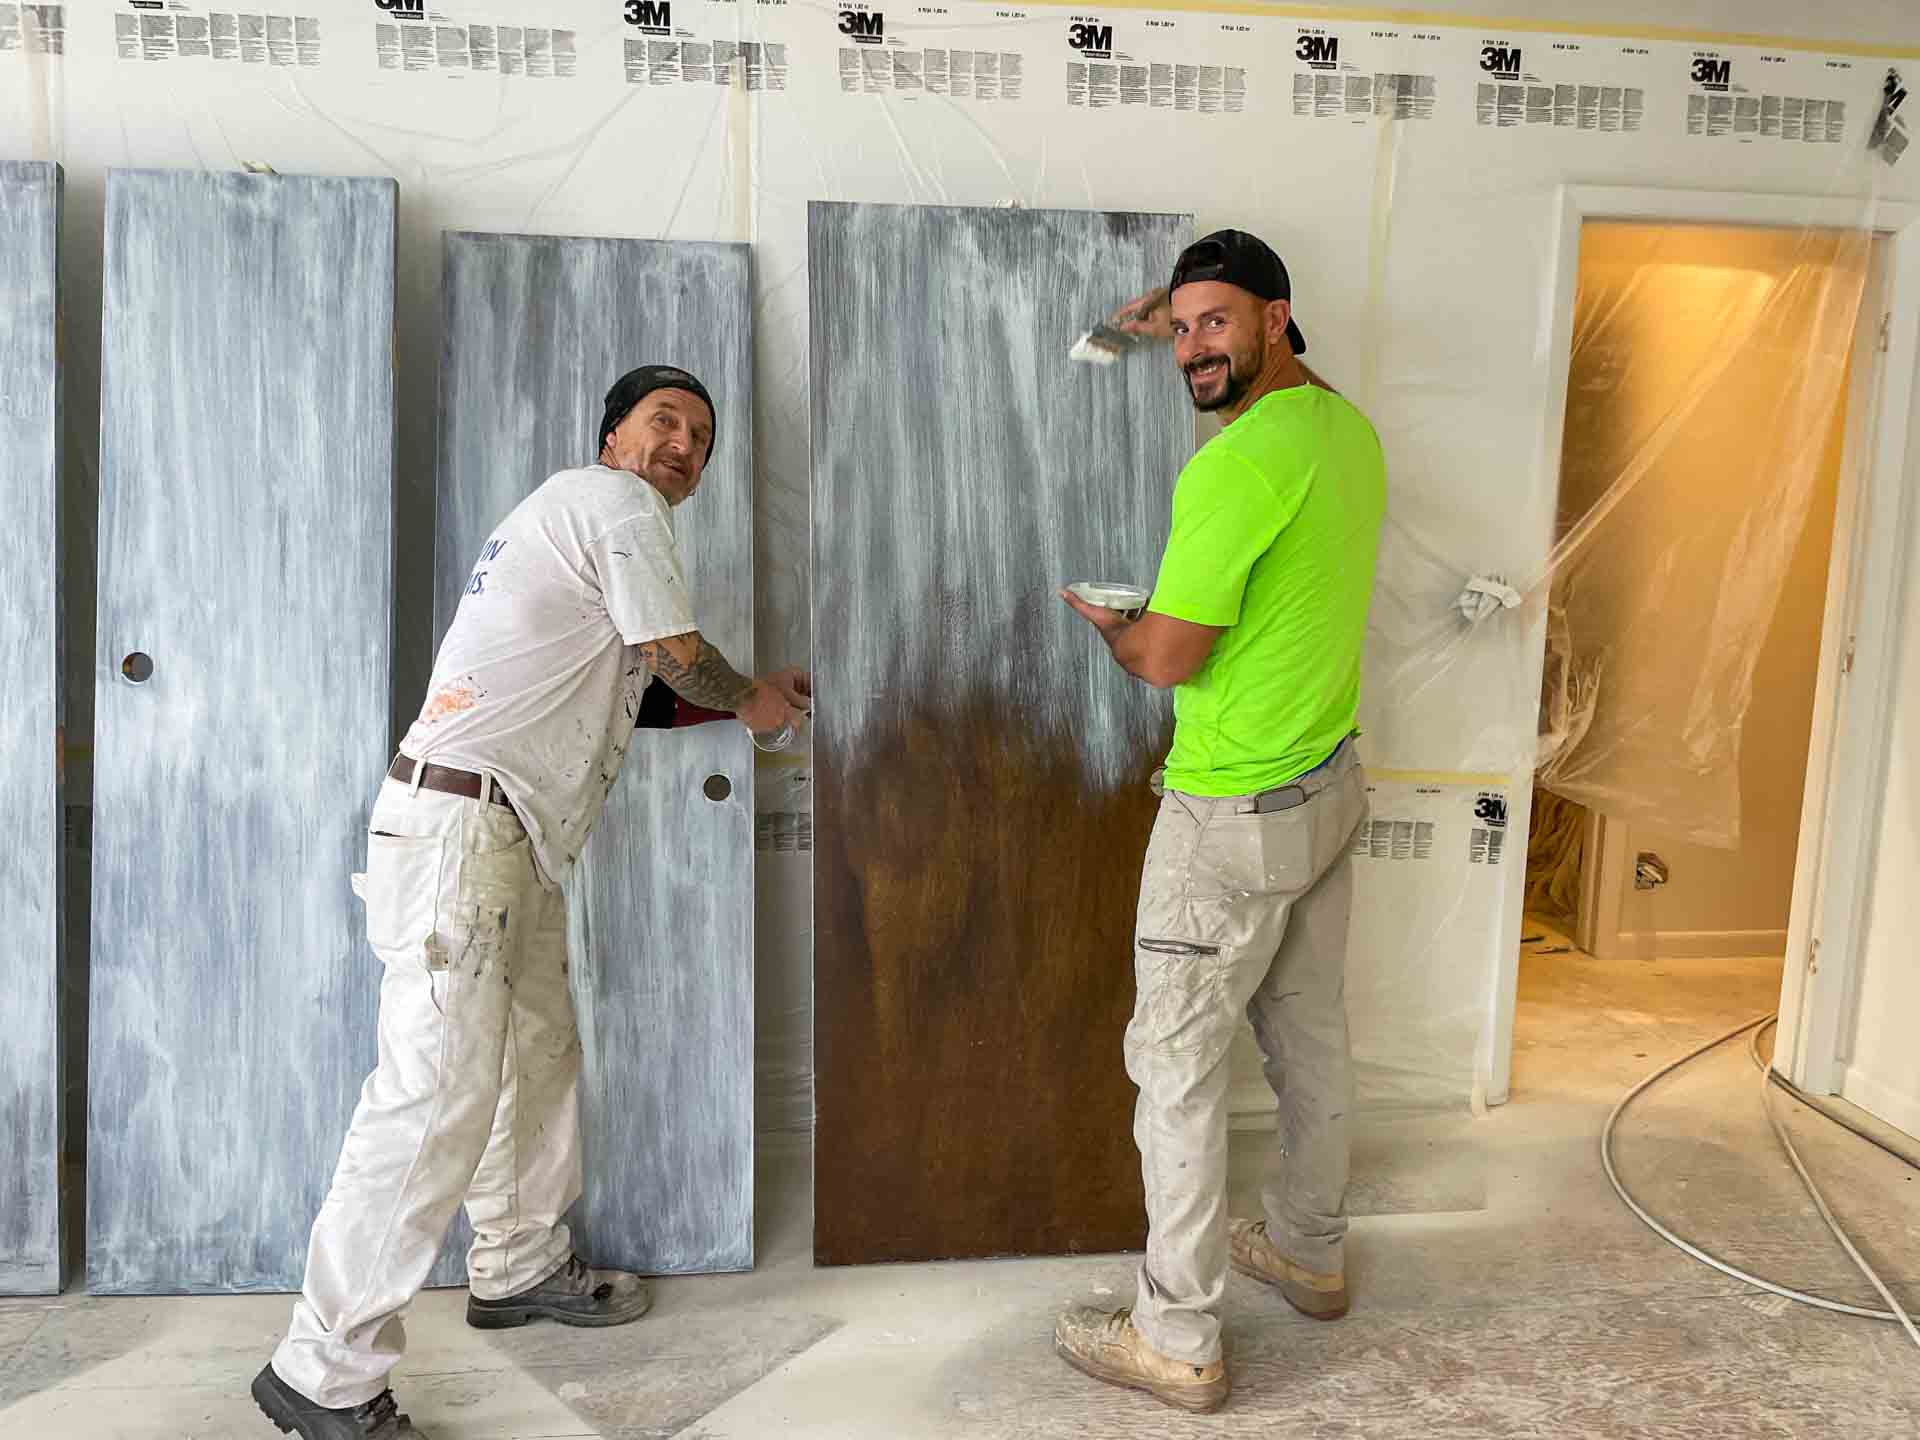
[1133,938,1229,1056]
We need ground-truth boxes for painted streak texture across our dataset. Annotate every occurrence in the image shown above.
[88,170,396,1294]
[0,161,64,1296]
[434,232,754,1276]
[809,202,1191,1263]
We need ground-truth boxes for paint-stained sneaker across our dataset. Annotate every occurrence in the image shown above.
[466,1254,653,1330]
[1052,1305,1230,1414]
[1228,1217,1350,1320]
[251,1364,423,1437]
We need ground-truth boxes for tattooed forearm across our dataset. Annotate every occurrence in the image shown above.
[640,632,757,712]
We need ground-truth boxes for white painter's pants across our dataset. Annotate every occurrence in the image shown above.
[1127,744,1368,1366]
[273,777,581,1409]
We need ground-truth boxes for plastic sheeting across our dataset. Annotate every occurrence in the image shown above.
[4,6,1912,1123]
[1534,221,1870,847]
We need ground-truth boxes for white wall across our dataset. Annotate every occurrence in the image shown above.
[6,2,1915,1126]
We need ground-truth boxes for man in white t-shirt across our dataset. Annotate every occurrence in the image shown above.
[253,366,807,1440]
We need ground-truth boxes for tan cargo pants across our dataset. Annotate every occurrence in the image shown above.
[1127,741,1367,1365]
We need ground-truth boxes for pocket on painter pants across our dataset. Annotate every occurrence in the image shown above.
[1259,806,1317,892]
[1132,939,1229,1056]
[359,832,450,971]
[441,836,532,977]
[1186,813,1271,897]
[458,834,534,907]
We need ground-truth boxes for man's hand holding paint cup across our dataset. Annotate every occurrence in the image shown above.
[739,668,812,751]
[1060,581,1151,636]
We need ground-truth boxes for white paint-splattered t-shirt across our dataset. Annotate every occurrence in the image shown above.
[400,464,698,880]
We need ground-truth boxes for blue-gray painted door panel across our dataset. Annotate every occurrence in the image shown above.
[431,232,754,1279]
[88,169,397,1294]
[0,160,66,1296]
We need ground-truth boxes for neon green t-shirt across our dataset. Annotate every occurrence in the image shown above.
[1147,385,1386,797]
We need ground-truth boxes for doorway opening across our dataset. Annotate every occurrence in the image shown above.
[1513,219,1877,1089]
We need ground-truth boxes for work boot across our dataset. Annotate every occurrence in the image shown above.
[466,1254,653,1330]
[1052,1305,1230,1414]
[251,1364,423,1437]
[1228,1217,1349,1320]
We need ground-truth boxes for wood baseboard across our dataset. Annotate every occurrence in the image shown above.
[1612,928,1788,958]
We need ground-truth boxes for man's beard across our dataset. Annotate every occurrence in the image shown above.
[643,454,693,501]
[1184,337,1263,413]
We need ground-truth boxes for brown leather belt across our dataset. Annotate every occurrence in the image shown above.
[388,754,516,810]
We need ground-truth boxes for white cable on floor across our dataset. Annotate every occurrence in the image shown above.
[1599,1012,1918,1344]
[1748,1019,1920,1351]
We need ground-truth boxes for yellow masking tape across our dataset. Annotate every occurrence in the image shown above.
[990,0,1920,61]
[1367,767,1512,787]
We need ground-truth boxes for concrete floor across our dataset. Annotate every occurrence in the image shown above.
[4,940,1916,1437]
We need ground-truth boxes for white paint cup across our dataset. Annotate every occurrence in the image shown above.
[1068,581,1149,621]
[752,719,796,752]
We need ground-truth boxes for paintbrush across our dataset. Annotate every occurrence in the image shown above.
[1069,322,1153,365]
[1071,285,1171,364]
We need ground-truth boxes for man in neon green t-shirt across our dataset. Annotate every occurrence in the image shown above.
[1054,230,1386,1414]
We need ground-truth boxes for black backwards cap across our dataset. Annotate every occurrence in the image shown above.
[599,365,718,458]
[1168,230,1307,355]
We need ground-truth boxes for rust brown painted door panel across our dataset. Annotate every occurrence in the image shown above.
[809,202,1191,1264]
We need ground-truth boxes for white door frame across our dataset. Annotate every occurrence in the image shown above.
[1488,184,1920,1106]
[1779,205,1920,1095]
